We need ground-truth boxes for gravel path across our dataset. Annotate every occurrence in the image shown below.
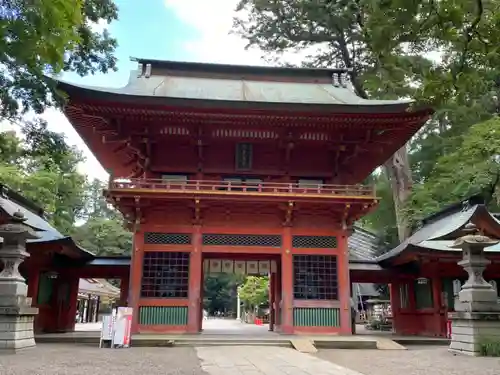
[0,344,208,375]
[316,345,500,375]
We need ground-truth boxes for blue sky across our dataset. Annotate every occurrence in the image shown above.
[35,0,306,181]
[64,0,201,89]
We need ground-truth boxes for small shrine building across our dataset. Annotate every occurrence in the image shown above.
[373,196,500,337]
[0,184,129,333]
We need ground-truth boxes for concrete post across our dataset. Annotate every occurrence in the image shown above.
[448,222,500,356]
[236,286,241,321]
[0,211,40,353]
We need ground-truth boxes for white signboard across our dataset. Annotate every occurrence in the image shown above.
[99,315,115,348]
[113,307,133,348]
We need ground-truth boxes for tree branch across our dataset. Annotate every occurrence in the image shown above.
[452,0,484,89]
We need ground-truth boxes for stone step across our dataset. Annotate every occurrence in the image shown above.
[290,338,317,353]
[375,338,407,350]
[171,340,292,348]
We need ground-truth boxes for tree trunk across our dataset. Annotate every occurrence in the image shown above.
[383,144,413,241]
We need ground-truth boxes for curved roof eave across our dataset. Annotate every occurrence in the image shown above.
[376,203,500,263]
[26,236,95,258]
[56,77,427,116]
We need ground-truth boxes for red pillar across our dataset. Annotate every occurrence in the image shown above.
[130,230,144,334]
[281,226,293,334]
[119,276,130,306]
[187,225,202,333]
[27,269,40,306]
[269,272,275,331]
[432,276,444,336]
[389,282,400,333]
[199,260,205,331]
[338,233,352,335]
[66,277,79,331]
[274,261,282,330]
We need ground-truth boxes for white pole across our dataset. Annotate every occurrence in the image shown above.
[236,286,241,321]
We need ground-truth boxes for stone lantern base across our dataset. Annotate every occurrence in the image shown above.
[0,282,38,353]
[449,311,500,356]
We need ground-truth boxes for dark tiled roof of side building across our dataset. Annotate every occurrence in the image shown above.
[377,195,500,263]
[0,183,93,257]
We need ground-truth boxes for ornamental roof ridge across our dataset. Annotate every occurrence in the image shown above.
[421,194,485,226]
[129,56,353,79]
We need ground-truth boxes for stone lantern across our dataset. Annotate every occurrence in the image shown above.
[0,211,40,353]
[448,222,500,356]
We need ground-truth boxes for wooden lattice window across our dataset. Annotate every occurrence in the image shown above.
[141,252,190,298]
[144,232,192,245]
[202,234,282,247]
[292,235,337,249]
[293,255,338,300]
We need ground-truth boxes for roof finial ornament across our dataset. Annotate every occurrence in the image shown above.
[145,63,152,78]
[461,199,471,212]
[332,72,340,87]
[137,63,144,78]
[12,210,26,223]
[339,71,350,88]
[0,185,7,198]
[462,222,479,235]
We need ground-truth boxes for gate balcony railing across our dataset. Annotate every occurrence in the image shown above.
[107,178,376,200]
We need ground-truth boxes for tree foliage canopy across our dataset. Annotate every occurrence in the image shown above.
[404,117,500,225]
[233,0,500,245]
[0,0,118,118]
[0,126,131,256]
[203,273,244,314]
[0,120,87,233]
[238,276,269,310]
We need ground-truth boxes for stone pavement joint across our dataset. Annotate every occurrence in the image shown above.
[196,346,366,375]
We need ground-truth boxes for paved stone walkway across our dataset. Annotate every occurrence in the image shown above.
[2,342,498,375]
[316,345,500,375]
[196,346,363,375]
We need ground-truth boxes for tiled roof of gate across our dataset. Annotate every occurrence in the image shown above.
[56,58,417,113]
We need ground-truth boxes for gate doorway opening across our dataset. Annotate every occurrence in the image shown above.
[200,253,280,336]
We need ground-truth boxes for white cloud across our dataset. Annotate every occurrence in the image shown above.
[164,0,262,65]
[89,19,109,34]
[164,0,312,66]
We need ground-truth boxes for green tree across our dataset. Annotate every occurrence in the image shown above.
[0,0,118,118]
[0,130,22,164]
[71,176,132,256]
[234,0,500,241]
[203,273,244,314]
[404,117,500,226]
[238,276,269,311]
[359,172,398,251]
[0,124,88,233]
[71,217,132,256]
[0,124,131,256]
[84,178,117,220]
